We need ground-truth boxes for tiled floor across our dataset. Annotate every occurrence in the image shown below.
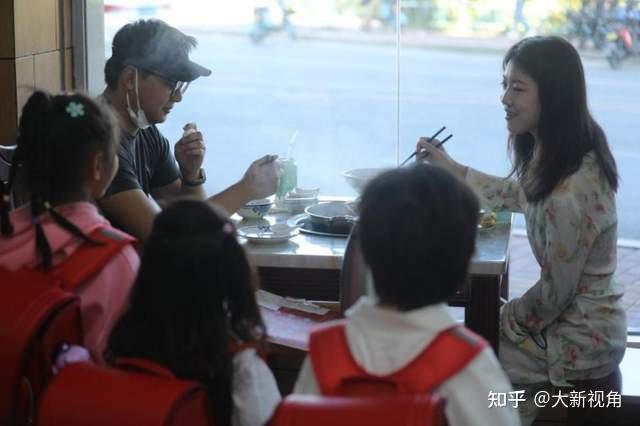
[509,233,640,330]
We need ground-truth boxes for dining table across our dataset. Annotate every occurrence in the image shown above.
[237,204,512,393]
[238,205,513,354]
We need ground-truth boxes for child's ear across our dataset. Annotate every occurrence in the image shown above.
[90,151,105,182]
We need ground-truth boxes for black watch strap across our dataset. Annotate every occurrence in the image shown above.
[182,168,206,186]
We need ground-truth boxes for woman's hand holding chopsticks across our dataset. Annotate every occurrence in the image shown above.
[415,137,469,179]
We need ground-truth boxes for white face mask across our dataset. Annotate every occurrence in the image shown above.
[125,69,151,130]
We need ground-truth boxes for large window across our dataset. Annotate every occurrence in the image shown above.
[103,1,640,327]
[104,0,639,240]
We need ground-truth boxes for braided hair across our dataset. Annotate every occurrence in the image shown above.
[0,91,119,268]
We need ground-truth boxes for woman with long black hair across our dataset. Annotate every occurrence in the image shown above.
[417,36,625,425]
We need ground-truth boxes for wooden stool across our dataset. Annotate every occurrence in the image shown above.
[565,367,622,426]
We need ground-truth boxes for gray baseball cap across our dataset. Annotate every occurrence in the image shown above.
[110,19,212,83]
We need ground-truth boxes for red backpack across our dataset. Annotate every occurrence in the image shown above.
[269,394,447,426]
[309,321,488,397]
[0,227,135,426]
[37,334,258,425]
[38,359,212,426]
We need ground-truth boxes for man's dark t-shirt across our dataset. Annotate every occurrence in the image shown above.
[105,126,180,197]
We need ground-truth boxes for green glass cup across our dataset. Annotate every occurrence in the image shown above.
[276,158,297,199]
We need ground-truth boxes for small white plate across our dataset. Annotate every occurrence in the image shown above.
[237,224,299,244]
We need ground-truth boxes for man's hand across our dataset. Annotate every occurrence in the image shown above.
[175,123,205,181]
[241,154,279,200]
[205,154,278,215]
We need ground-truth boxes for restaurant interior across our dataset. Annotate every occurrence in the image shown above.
[1,1,639,425]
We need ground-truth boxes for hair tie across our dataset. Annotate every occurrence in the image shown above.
[222,222,234,235]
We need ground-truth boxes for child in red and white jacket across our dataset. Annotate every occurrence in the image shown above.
[293,165,520,426]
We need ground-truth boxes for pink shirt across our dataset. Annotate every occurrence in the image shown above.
[0,202,139,362]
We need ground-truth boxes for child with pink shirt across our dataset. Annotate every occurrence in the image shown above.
[0,91,139,361]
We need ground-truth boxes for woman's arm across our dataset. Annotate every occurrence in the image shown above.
[465,168,527,213]
[415,137,527,212]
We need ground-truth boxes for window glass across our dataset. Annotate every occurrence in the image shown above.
[104,0,639,326]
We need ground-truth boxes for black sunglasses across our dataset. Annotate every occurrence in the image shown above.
[137,67,190,98]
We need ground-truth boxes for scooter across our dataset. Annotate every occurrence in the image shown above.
[606,24,638,68]
[249,5,296,44]
[606,3,639,69]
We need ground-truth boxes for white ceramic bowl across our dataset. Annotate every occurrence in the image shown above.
[288,188,319,198]
[281,188,320,214]
[237,198,273,219]
[342,168,390,194]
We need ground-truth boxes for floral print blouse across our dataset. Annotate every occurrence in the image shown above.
[466,152,626,386]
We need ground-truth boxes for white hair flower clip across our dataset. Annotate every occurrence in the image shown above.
[65,101,85,118]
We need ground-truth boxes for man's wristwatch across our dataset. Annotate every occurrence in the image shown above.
[182,168,206,186]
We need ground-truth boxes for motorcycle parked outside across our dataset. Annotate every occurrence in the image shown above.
[606,1,639,69]
[565,0,609,50]
[249,1,296,44]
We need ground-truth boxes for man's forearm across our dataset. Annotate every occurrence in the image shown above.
[207,180,252,216]
[179,182,207,199]
[152,178,207,209]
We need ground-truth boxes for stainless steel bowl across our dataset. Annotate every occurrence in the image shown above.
[304,201,358,235]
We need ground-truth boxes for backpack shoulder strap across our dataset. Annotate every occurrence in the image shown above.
[52,227,136,291]
[308,321,364,395]
[388,325,488,393]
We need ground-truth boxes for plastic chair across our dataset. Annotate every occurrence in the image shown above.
[269,394,447,426]
[0,144,16,210]
[37,360,212,426]
[0,145,15,179]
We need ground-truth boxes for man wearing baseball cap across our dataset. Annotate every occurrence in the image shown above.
[100,19,278,241]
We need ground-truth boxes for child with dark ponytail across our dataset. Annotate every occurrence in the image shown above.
[0,90,139,362]
[105,200,281,426]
